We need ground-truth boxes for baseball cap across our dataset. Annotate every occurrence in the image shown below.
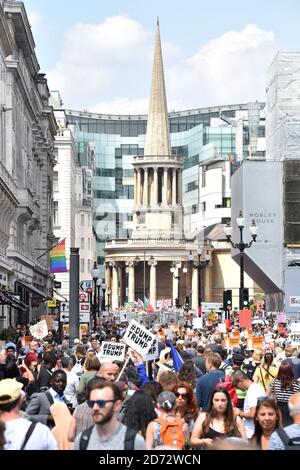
[0,379,23,404]
[232,353,244,365]
[232,346,241,354]
[74,338,80,344]
[5,342,16,351]
[157,391,176,410]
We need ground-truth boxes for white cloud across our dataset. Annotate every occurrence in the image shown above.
[167,24,276,110]
[47,19,276,113]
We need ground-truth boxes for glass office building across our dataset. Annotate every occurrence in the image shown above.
[66,102,264,274]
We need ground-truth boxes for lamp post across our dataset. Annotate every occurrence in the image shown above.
[106,287,111,313]
[224,211,258,310]
[91,261,101,333]
[188,248,210,315]
[170,261,187,308]
[101,282,106,316]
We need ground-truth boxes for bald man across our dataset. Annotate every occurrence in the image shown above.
[97,362,119,382]
[268,392,300,450]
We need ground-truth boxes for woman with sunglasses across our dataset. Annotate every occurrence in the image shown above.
[190,388,247,449]
[251,398,282,450]
[173,382,199,433]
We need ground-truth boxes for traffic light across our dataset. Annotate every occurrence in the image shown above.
[223,290,232,319]
[175,298,180,308]
[240,288,249,309]
[184,296,190,311]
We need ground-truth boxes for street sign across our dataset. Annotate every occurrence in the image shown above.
[79,280,93,292]
[79,302,90,313]
[79,292,88,302]
[201,302,223,312]
[47,298,57,308]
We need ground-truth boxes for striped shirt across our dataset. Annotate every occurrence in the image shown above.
[269,379,300,403]
[268,424,300,450]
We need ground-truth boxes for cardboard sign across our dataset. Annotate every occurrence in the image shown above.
[142,338,159,362]
[229,338,240,348]
[277,313,287,324]
[193,317,203,329]
[122,320,156,356]
[252,336,264,349]
[119,311,128,323]
[98,342,126,362]
[29,320,48,340]
[239,310,252,329]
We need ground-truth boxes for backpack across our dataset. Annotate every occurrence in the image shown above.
[276,429,300,450]
[71,357,83,376]
[216,374,238,407]
[155,416,185,449]
[79,425,137,450]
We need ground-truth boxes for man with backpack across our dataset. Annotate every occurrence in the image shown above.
[268,392,300,450]
[74,381,146,450]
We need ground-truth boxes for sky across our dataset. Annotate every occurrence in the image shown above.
[23,0,300,114]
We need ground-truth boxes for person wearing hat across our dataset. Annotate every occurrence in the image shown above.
[0,379,57,449]
[0,342,20,380]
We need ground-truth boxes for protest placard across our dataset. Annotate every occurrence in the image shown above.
[193,317,203,329]
[29,320,48,340]
[218,323,227,334]
[122,320,156,356]
[239,310,252,328]
[252,336,264,349]
[98,342,126,362]
[142,338,159,362]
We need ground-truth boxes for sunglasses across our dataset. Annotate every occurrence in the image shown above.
[175,392,188,399]
[87,399,116,408]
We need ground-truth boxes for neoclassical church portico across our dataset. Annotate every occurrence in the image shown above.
[105,22,212,310]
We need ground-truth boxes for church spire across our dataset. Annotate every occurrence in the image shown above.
[144,21,171,157]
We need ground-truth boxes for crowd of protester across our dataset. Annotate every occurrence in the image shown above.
[0,314,300,451]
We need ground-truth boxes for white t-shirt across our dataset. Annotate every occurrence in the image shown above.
[4,418,58,450]
[65,370,80,407]
[243,383,266,438]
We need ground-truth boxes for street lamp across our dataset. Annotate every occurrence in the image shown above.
[224,211,258,310]
[170,261,187,308]
[106,287,111,313]
[188,248,210,315]
[101,282,106,316]
[91,261,101,333]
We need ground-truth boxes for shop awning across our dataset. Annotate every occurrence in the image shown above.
[0,290,28,311]
[15,280,48,299]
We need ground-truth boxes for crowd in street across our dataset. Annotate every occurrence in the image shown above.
[0,313,300,451]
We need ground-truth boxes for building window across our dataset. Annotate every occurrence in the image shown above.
[53,172,58,192]
[81,238,84,250]
[80,259,85,273]
[88,215,91,226]
[202,169,206,188]
[88,238,91,250]
[53,201,59,226]
[201,202,206,212]
[87,259,91,272]
[222,197,231,208]
[81,214,85,226]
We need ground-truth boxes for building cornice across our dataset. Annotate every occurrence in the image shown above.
[0,3,14,57]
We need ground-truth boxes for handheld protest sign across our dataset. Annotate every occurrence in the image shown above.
[218,323,227,334]
[229,337,240,348]
[252,336,264,349]
[122,319,156,356]
[97,342,126,363]
[193,317,203,329]
[29,320,48,340]
[142,338,159,362]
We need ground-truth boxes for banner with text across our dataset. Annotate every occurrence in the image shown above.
[29,320,48,340]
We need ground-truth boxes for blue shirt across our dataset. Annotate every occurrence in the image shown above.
[48,387,66,403]
[196,369,225,411]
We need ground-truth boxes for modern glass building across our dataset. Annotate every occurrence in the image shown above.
[66,102,265,276]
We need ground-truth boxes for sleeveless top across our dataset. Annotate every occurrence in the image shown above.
[204,426,236,440]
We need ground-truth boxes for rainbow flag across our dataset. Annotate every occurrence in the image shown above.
[50,239,67,273]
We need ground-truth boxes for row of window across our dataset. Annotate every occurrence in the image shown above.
[80,258,94,273]
[80,237,92,250]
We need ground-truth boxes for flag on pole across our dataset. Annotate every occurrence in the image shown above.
[166,339,183,372]
[50,239,67,273]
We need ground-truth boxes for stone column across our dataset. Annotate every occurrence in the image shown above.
[111,263,119,310]
[163,168,168,205]
[153,167,158,205]
[172,272,178,305]
[105,264,111,305]
[128,262,135,303]
[133,170,137,204]
[178,170,182,205]
[192,267,199,309]
[204,264,213,302]
[172,168,177,205]
[143,168,148,206]
[137,169,141,205]
[150,263,157,308]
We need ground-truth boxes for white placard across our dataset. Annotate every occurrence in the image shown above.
[192,317,203,329]
[29,320,48,340]
[218,323,227,333]
[142,338,159,362]
[122,319,156,356]
[98,342,126,362]
[119,311,128,323]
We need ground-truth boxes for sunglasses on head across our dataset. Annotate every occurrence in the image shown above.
[175,392,188,399]
[87,399,116,408]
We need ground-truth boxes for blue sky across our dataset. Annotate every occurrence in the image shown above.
[23,0,300,113]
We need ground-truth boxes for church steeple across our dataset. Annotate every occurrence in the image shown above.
[144,21,171,156]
